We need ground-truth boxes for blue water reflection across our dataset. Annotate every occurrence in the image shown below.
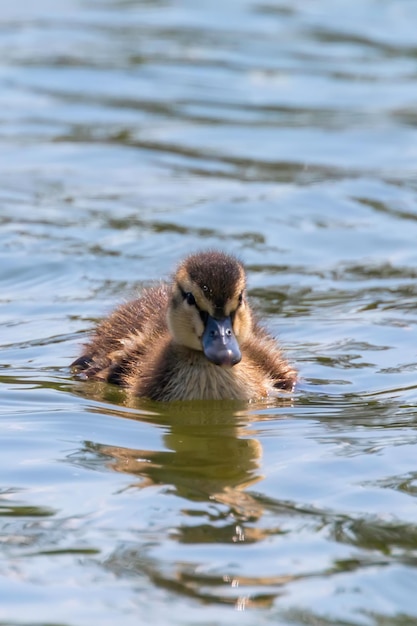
[1,0,417,624]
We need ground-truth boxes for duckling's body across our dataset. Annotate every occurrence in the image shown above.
[72,251,296,401]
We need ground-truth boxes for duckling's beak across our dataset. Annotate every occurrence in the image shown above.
[202,315,242,367]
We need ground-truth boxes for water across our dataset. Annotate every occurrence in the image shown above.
[1,0,417,623]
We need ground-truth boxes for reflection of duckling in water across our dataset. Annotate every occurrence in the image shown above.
[80,401,297,609]
[83,401,267,521]
[72,250,296,401]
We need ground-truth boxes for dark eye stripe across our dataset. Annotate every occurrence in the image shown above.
[179,286,211,325]
[179,285,242,326]
[179,286,196,307]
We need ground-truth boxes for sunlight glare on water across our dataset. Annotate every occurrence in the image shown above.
[1,0,417,624]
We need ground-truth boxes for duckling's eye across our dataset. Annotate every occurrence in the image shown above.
[238,292,243,305]
[185,292,196,306]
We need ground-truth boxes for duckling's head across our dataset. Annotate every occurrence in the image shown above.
[167,250,252,367]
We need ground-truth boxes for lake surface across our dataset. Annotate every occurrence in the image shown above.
[1,0,417,624]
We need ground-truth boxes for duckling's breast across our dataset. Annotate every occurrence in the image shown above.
[145,347,270,402]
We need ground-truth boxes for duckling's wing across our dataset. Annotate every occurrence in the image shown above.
[245,321,296,391]
[71,283,170,385]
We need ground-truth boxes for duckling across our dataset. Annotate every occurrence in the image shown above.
[71,250,296,401]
